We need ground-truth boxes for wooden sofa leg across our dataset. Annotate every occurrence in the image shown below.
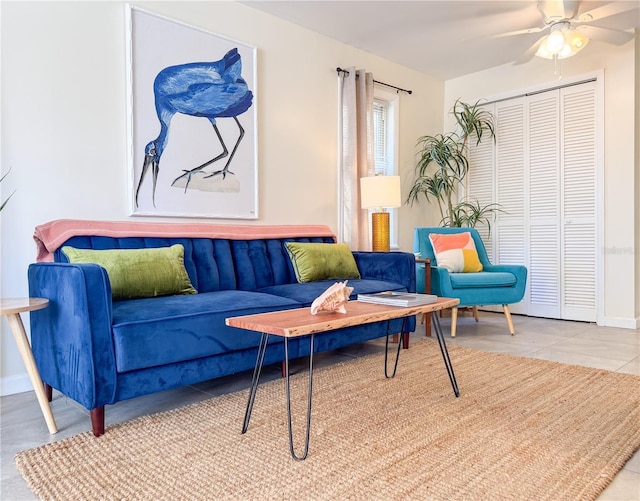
[90,407,105,437]
[44,382,53,402]
[451,307,458,337]
[391,333,410,347]
[503,304,515,335]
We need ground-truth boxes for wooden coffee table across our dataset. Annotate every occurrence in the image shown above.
[226,297,460,460]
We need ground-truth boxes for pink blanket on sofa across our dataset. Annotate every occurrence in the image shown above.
[34,219,337,262]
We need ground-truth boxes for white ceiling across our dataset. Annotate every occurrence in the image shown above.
[240,1,639,80]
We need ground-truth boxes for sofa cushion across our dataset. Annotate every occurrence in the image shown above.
[449,272,516,289]
[258,278,406,306]
[429,232,483,273]
[62,244,197,300]
[111,291,300,373]
[285,242,361,283]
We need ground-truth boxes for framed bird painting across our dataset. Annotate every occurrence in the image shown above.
[126,6,258,219]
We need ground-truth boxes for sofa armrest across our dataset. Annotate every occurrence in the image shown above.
[353,251,416,293]
[28,263,117,410]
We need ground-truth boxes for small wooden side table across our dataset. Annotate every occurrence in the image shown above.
[0,298,58,434]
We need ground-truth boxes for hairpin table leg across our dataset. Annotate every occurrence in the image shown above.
[384,317,409,379]
[242,332,269,434]
[285,335,314,460]
[431,312,459,397]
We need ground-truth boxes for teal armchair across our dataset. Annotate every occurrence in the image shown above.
[413,227,527,337]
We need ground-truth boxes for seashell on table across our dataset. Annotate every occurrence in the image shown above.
[310,280,354,315]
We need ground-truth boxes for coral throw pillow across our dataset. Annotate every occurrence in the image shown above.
[429,232,483,273]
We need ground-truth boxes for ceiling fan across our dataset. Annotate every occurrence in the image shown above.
[497,1,637,63]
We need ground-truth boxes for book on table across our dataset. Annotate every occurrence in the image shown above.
[357,292,438,307]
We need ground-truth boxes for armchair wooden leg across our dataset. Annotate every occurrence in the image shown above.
[473,306,479,322]
[503,304,515,335]
[451,307,458,338]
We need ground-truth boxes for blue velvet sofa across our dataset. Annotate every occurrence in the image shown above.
[28,221,416,436]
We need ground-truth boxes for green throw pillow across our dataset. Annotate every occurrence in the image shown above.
[285,242,361,283]
[62,244,197,300]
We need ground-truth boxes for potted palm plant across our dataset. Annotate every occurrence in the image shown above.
[408,99,501,231]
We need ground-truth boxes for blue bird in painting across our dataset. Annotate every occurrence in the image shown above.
[135,48,253,207]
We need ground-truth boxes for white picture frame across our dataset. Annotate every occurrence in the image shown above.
[126,5,258,219]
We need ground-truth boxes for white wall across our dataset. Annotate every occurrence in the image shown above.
[0,1,444,395]
[444,38,638,328]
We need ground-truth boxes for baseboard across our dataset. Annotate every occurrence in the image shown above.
[451,309,639,329]
[0,373,33,397]
[600,316,640,329]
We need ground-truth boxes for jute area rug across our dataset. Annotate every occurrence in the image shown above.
[16,340,640,500]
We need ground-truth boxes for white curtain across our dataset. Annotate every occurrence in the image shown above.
[338,67,374,250]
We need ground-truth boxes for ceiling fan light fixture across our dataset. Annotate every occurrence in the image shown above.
[535,23,589,60]
[558,43,574,59]
[556,29,589,59]
[565,29,589,51]
[535,36,554,58]
[546,28,566,53]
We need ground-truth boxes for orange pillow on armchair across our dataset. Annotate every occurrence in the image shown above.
[429,232,483,273]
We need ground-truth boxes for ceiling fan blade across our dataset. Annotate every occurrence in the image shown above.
[578,2,639,23]
[490,25,546,39]
[513,38,545,65]
[578,25,634,45]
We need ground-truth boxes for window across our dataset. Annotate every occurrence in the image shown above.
[372,87,399,247]
[373,101,390,175]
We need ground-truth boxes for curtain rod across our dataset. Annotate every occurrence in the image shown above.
[336,67,412,95]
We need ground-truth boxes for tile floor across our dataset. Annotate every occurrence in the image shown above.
[1,312,639,500]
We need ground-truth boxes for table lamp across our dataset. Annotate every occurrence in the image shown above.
[360,175,401,252]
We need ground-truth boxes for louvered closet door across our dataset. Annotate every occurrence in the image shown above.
[528,92,561,318]
[493,99,527,315]
[561,83,597,322]
[467,123,495,259]
[467,80,599,322]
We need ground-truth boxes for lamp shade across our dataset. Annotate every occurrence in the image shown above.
[360,175,401,210]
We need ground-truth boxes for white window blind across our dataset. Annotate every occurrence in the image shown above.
[373,101,389,176]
